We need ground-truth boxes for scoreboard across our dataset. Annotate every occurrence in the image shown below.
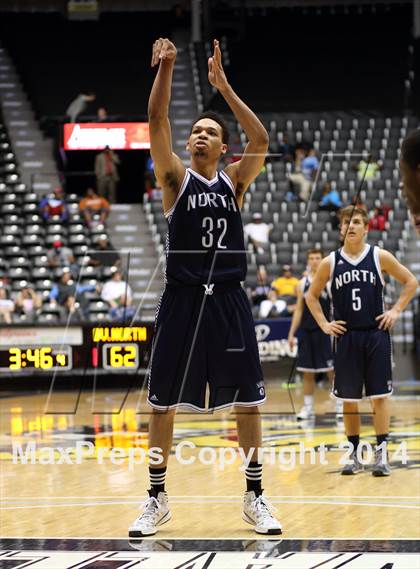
[0,324,154,375]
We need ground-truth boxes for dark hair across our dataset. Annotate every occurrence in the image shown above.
[307,248,324,258]
[190,111,230,144]
[401,129,420,170]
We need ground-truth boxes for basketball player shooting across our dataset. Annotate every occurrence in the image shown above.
[306,206,418,476]
[128,38,281,538]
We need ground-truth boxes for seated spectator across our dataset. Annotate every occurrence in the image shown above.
[0,286,14,323]
[89,237,121,269]
[101,268,135,321]
[48,268,96,321]
[278,133,295,162]
[47,240,78,277]
[14,286,42,321]
[250,265,271,307]
[244,213,272,254]
[369,207,386,231]
[288,147,319,202]
[271,265,299,304]
[356,157,382,180]
[40,187,69,222]
[79,187,110,226]
[259,289,288,319]
[318,182,342,211]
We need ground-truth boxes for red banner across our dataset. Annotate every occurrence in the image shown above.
[63,122,150,150]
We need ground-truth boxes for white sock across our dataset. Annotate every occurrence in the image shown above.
[304,395,314,408]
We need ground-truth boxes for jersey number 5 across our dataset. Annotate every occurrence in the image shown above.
[202,217,227,249]
[352,288,362,311]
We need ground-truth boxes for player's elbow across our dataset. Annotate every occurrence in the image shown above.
[148,106,167,123]
[254,130,269,148]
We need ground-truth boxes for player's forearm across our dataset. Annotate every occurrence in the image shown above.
[148,60,175,120]
[289,307,303,337]
[392,276,419,313]
[305,293,328,330]
[219,84,269,146]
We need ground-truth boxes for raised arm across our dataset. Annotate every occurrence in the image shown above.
[306,257,347,337]
[207,40,268,206]
[148,38,186,213]
[376,249,419,330]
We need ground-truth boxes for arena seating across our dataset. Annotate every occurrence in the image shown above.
[145,109,415,294]
[0,109,120,323]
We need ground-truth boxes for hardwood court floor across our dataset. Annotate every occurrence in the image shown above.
[0,381,419,540]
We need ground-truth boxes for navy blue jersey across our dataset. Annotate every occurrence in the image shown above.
[330,244,384,330]
[164,168,247,285]
[301,276,331,331]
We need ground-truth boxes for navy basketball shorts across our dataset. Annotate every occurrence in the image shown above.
[296,328,334,373]
[332,328,393,401]
[147,282,266,412]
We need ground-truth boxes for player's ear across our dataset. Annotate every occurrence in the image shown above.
[220,143,227,155]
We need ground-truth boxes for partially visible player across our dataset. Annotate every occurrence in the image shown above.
[306,206,418,476]
[288,248,342,420]
[400,129,420,234]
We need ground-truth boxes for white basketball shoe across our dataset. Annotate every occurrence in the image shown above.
[243,491,282,535]
[128,492,171,537]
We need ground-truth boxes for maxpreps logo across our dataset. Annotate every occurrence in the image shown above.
[255,324,297,361]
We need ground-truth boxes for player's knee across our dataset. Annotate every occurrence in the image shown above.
[343,401,359,413]
[234,405,260,416]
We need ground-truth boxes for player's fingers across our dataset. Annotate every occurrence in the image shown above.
[214,39,222,66]
[152,39,162,66]
[336,320,347,325]
[375,313,385,321]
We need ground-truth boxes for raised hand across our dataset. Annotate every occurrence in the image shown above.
[151,38,177,67]
[208,39,229,91]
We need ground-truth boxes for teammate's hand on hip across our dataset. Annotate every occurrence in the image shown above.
[376,308,400,330]
[208,39,229,91]
[151,38,177,67]
[322,320,347,337]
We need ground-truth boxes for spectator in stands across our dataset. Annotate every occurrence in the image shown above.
[259,289,288,319]
[101,268,135,321]
[96,107,108,122]
[95,146,120,203]
[271,265,299,304]
[39,187,69,222]
[14,286,42,321]
[48,268,96,321]
[89,237,121,269]
[278,133,295,162]
[368,206,386,231]
[79,187,110,226]
[318,182,342,211]
[250,265,271,307]
[244,213,272,254]
[356,157,382,180]
[65,91,96,123]
[47,240,78,277]
[0,286,14,324]
[318,181,342,229]
[288,147,319,201]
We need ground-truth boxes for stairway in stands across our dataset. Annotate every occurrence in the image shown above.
[107,204,163,322]
[0,44,60,192]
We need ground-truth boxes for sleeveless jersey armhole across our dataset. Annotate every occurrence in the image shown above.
[219,170,236,197]
[373,245,386,285]
[329,251,336,281]
[164,169,190,220]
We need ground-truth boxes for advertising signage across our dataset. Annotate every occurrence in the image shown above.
[63,122,150,150]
